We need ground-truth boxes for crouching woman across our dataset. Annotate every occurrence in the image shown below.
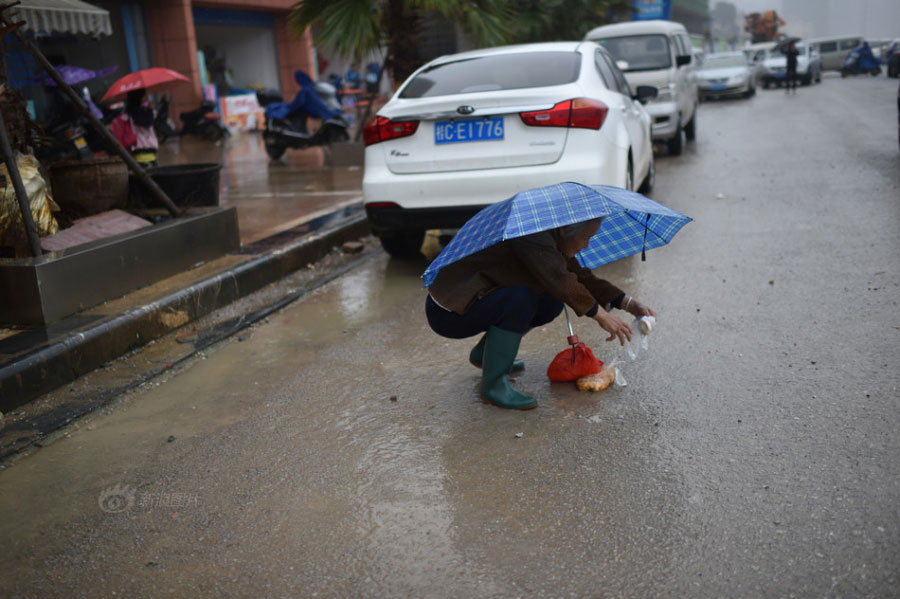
[425,218,655,411]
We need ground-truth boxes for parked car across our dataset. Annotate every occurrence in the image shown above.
[808,35,863,71]
[584,19,698,156]
[697,51,757,100]
[743,41,775,66]
[760,41,822,88]
[362,41,658,258]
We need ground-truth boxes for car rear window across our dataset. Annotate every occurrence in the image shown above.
[702,54,747,68]
[398,52,581,99]
[594,34,672,71]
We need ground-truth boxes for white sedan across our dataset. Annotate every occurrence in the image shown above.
[362,41,658,257]
[697,51,757,100]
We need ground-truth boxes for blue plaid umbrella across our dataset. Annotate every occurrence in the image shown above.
[422,182,691,287]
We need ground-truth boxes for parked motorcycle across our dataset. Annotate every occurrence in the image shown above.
[179,100,230,142]
[841,45,882,77]
[35,121,93,163]
[262,71,350,161]
[254,88,283,107]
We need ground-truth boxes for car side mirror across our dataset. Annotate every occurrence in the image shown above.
[634,85,658,104]
[676,55,691,67]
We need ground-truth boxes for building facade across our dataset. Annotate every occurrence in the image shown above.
[4,0,315,127]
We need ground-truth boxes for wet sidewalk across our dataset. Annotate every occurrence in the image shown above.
[158,131,364,244]
[0,132,369,428]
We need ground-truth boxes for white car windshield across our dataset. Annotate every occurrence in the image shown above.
[702,55,747,68]
[399,52,581,99]
[595,35,672,71]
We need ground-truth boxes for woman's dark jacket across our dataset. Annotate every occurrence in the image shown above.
[428,229,624,317]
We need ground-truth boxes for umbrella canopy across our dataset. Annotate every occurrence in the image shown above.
[34,64,117,87]
[775,36,802,52]
[101,67,190,102]
[421,182,692,288]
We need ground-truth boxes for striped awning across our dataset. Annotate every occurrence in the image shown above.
[11,0,112,37]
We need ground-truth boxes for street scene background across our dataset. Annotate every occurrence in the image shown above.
[0,69,897,597]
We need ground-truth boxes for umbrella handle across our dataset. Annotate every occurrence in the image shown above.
[563,304,574,337]
[563,304,579,347]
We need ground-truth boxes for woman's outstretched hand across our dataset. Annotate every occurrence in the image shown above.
[625,297,656,319]
[592,310,632,345]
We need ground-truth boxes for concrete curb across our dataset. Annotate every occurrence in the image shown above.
[0,213,371,412]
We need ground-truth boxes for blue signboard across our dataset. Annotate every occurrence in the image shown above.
[633,0,672,21]
[193,7,274,28]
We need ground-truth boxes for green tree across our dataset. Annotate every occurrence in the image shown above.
[289,0,511,84]
[507,0,632,44]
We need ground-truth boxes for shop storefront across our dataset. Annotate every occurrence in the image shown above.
[141,0,314,127]
[3,0,315,130]
[1,0,148,128]
[193,7,281,97]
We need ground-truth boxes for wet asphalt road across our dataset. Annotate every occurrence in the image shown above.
[1,74,898,598]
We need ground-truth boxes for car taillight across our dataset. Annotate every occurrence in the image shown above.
[363,116,420,146]
[519,98,608,130]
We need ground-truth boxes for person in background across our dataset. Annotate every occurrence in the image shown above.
[345,65,361,91]
[110,88,158,167]
[364,62,381,95]
[785,41,799,93]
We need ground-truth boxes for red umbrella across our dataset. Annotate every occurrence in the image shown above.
[101,67,190,102]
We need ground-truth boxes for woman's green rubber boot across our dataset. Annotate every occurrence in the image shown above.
[469,333,525,372]
[480,326,537,410]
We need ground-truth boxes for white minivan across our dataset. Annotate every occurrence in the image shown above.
[585,20,698,155]
[808,35,864,71]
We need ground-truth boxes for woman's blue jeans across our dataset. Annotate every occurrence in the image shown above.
[426,286,563,338]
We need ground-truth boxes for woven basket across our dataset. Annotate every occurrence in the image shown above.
[49,157,129,216]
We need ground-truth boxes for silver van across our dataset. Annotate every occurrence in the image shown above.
[808,35,864,71]
[585,19,699,156]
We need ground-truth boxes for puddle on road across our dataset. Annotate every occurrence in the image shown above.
[0,252,687,595]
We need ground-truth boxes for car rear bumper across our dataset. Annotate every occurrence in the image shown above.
[363,146,623,221]
[365,204,486,235]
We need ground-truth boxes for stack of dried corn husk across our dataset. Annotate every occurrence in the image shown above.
[1,85,58,255]
[0,154,59,254]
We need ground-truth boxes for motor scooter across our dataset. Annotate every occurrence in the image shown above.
[35,121,93,163]
[179,100,230,142]
[841,46,882,77]
[262,70,350,160]
[154,95,178,143]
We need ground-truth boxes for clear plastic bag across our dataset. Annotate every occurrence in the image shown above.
[614,316,656,386]
[625,315,654,361]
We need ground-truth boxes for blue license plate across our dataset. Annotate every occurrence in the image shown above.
[434,117,504,144]
[709,84,726,90]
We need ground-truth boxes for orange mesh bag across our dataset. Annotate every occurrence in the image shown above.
[546,306,603,382]
[547,341,603,382]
